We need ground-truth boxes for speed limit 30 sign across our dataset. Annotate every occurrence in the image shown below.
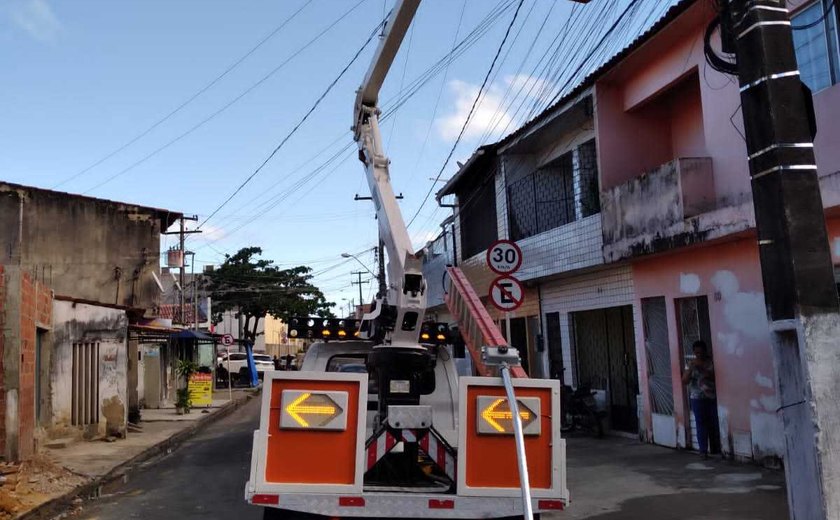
[487,239,522,275]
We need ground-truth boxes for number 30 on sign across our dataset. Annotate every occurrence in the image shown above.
[487,239,523,275]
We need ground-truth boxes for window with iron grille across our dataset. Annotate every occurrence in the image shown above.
[458,171,498,259]
[72,342,100,426]
[507,139,599,241]
[578,139,600,217]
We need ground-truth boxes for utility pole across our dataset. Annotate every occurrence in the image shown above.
[162,215,199,325]
[725,2,840,518]
[351,271,369,313]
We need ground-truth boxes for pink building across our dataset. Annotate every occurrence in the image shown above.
[426,0,840,461]
[596,0,840,461]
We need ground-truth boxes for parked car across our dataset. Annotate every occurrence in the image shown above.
[216,352,274,383]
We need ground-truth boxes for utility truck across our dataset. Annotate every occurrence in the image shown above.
[245,2,568,518]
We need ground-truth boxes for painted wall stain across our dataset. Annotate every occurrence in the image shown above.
[754,372,774,389]
[679,273,701,294]
[712,270,769,342]
[101,395,125,437]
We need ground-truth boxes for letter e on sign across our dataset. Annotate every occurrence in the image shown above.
[487,240,522,275]
[489,275,524,312]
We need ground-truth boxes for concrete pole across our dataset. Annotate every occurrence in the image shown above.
[179,217,185,326]
[728,2,840,518]
[377,237,387,298]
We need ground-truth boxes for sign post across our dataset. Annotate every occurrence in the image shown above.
[221,334,234,402]
[487,239,524,346]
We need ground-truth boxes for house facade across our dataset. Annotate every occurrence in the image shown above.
[425,0,840,461]
[0,182,180,456]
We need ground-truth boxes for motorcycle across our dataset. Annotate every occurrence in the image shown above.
[561,384,606,438]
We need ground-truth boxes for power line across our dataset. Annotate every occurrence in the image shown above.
[81,0,369,194]
[192,0,517,261]
[197,12,387,230]
[406,0,527,228]
[52,0,315,190]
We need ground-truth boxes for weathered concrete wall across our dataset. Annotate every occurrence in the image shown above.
[632,238,785,461]
[0,183,175,312]
[51,299,127,439]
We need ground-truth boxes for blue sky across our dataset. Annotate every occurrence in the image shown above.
[0,0,676,311]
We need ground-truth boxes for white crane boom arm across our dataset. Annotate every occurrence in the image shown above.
[353,0,425,347]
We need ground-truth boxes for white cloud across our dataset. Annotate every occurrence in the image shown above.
[7,0,61,42]
[436,75,555,142]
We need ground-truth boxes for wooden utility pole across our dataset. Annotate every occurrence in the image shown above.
[726,2,840,518]
[351,271,370,314]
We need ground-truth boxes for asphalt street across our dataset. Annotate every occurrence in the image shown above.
[69,393,787,520]
[74,397,263,520]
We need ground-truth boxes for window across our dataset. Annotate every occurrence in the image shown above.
[458,170,499,259]
[507,139,600,241]
[642,298,673,416]
[793,0,840,92]
[72,342,100,426]
[326,355,367,373]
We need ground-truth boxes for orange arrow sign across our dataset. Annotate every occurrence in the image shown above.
[480,398,536,433]
[285,392,343,428]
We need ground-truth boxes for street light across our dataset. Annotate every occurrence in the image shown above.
[341,252,377,277]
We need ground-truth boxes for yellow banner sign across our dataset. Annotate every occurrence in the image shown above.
[188,373,213,407]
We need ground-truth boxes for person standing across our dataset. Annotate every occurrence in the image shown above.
[681,340,721,458]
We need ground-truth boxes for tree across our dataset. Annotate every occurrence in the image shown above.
[206,247,333,344]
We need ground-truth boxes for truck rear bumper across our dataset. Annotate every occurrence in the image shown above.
[245,487,566,518]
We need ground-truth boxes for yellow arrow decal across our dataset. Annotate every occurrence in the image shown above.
[480,398,532,433]
[285,392,339,428]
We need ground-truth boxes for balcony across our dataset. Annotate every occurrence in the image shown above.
[600,157,752,262]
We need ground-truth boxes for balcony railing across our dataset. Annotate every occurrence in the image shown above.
[600,157,717,262]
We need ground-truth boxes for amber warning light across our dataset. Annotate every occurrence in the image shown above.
[279,390,348,431]
[476,396,541,435]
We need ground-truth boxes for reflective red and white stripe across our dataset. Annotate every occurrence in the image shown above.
[420,431,456,481]
[366,429,456,482]
[367,430,398,470]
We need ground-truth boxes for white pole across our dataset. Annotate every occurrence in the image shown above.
[226,347,232,402]
[501,363,533,520]
[505,311,512,345]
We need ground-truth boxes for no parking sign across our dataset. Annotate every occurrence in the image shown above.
[489,275,524,312]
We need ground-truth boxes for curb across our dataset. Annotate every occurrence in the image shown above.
[18,390,259,520]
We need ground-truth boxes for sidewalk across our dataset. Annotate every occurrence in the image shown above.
[9,389,256,519]
[555,435,788,520]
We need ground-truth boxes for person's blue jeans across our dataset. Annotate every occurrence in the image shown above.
[690,398,721,455]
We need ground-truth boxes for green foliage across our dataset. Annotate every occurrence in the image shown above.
[176,359,198,383]
[176,388,191,410]
[206,247,333,342]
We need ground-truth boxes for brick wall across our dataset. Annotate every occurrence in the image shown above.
[0,269,52,461]
[0,264,5,455]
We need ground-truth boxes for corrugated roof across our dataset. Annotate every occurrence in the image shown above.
[436,144,499,199]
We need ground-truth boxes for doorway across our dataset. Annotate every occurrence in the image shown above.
[545,312,565,384]
[675,296,718,451]
[501,316,530,375]
[35,328,47,425]
[571,306,639,433]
